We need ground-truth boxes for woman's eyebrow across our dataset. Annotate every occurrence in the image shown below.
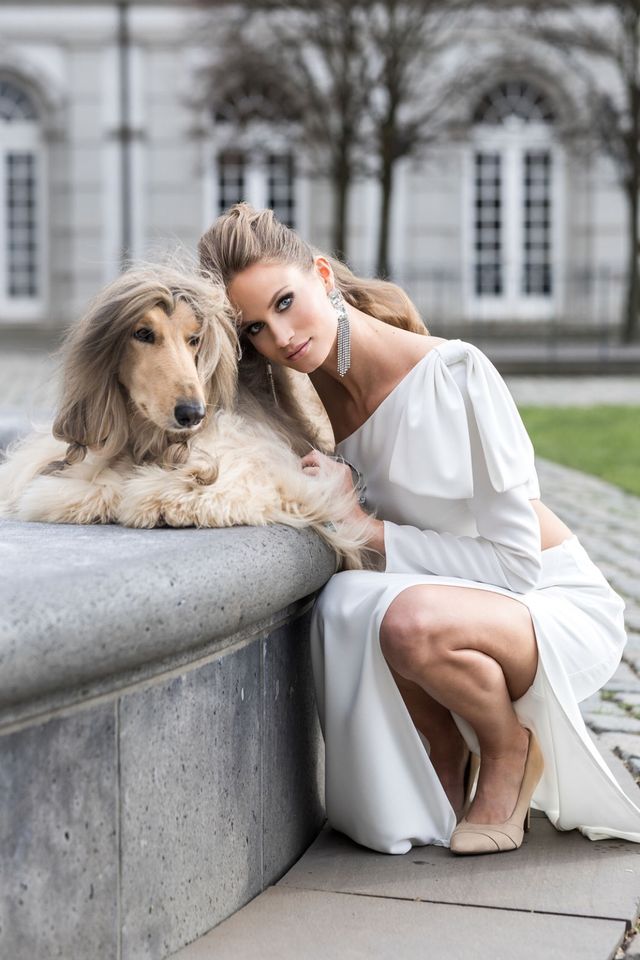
[241,286,287,329]
[268,286,287,309]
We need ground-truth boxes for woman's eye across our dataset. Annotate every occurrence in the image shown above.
[133,328,154,343]
[245,321,265,336]
[276,293,293,311]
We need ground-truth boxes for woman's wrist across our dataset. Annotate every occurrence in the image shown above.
[328,453,367,504]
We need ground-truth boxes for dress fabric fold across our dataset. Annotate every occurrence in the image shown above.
[309,337,640,854]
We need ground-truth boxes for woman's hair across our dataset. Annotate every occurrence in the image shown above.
[197,203,429,443]
[198,201,428,335]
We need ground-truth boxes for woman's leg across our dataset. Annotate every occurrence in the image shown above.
[386,664,470,818]
[380,583,538,824]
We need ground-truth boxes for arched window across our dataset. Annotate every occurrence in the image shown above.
[473,81,556,126]
[0,78,44,318]
[466,80,560,321]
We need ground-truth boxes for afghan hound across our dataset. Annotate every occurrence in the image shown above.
[0,263,374,570]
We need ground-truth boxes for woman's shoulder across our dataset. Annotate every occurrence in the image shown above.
[405,336,493,378]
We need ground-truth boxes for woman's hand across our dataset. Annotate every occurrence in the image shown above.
[300,448,386,559]
[300,449,354,496]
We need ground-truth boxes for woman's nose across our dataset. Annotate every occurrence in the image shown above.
[273,323,294,349]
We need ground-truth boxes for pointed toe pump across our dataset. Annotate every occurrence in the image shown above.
[450,729,544,855]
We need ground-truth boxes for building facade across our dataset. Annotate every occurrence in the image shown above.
[0,1,628,335]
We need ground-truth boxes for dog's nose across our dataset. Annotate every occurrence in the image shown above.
[174,400,206,427]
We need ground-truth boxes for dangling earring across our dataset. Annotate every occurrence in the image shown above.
[236,339,243,361]
[266,360,279,406]
[328,287,351,377]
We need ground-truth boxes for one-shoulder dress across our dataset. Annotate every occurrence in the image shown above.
[309,337,640,854]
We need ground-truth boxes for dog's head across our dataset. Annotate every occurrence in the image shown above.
[48,263,239,468]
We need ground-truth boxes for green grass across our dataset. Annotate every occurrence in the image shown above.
[517,405,640,497]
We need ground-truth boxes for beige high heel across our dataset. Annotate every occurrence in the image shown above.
[450,729,544,855]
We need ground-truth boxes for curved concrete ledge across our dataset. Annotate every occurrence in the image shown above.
[0,520,336,960]
[0,520,338,724]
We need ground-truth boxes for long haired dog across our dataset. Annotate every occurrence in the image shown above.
[0,264,372,569]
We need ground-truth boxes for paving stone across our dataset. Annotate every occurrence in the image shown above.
[602,662,640,693]
[584,700,632,718]
[277,819,640,923]
[585,714,640,736]
[622,932,640,960]
[169,886,627,960]
[596,734,640,764]
[612,693,640,711]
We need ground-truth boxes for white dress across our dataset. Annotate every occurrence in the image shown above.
[309,337,640,854]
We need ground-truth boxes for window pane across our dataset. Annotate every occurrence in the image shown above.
[266,153,295,228]
[0,80,38,122]
[6,152,38,298]
[522,150,552,296]
[474,152,502,296]
[217,151,246,214]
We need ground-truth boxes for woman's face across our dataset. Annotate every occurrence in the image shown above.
[227,258,337,373]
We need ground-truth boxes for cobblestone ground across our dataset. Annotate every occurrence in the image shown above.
[538,458,640,786]
[1,353,639,786]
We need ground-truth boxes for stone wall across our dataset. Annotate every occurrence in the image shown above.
[0,520,335,959]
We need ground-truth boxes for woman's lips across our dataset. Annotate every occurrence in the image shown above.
[287,339,310,360]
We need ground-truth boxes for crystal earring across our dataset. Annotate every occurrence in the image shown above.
[266,360,279,406]
[328,287,351,377]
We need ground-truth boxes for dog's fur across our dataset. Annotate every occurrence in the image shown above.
[0,263,375,570]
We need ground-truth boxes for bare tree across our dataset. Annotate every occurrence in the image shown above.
[197,0,472,272]
[197,0,374,260]
[366,0,473,276]
[530,1,640,342]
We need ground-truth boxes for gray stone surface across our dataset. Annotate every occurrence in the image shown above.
[277,820,640,923]
[262,613,326,885]
[170,886,626,960]
[1,604,328,960]
[120,642,263,960]
[624,932,640,959]
[0,704,117,958]
[0,520,337,722]
[585,715,640,736]
[504,374,640,406]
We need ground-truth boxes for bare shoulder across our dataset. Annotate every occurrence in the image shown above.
[412,334,449,362]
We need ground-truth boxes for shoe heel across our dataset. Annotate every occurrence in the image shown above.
[524,807,531,833]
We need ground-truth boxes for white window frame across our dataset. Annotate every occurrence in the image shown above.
[205,143,306,237]
[0,117,47,322]
[463,118,564,322]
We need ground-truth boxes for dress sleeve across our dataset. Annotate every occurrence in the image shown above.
[382,343,542,594]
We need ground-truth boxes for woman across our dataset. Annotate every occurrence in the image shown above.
[198,202,640,856]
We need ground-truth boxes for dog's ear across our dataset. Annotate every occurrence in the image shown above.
[198,320,239,413]
[52,376,130,463]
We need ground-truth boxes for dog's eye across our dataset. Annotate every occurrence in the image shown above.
[133,328,154,343]
[188,336,200,348]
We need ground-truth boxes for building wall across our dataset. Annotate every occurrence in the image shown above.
[0,2,630,332]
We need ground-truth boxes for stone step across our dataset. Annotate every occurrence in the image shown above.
[171,747,640,960]
[170,886,626,960]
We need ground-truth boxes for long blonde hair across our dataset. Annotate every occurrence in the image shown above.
[197,203,428,436]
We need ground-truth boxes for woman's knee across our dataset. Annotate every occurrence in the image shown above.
[379,595,445,672]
